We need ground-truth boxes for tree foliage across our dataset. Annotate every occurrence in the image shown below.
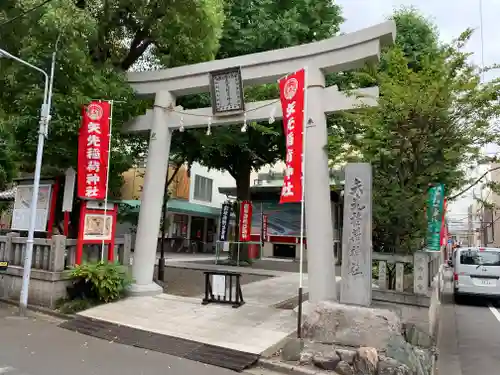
[176,0,343,200]
[0,0,225,196]
[328,8,500,253]
[0,115,18,192]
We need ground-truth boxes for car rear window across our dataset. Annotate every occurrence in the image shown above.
[460,250,500,266]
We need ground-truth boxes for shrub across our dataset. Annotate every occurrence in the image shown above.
[68,261,132,303]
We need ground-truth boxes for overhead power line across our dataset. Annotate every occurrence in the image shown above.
[0,0,85,28]
[449,165,500,200]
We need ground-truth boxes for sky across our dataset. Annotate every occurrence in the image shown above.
[335,0,500,229]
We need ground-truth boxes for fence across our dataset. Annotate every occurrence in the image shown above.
[0,233,132,272]
[65,236,132,269]
[373,251,442,296]
[0,233,132,307]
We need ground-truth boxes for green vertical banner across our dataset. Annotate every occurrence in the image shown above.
[426,184,445,252]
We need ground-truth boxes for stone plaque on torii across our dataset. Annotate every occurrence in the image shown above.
[123,22,396,300]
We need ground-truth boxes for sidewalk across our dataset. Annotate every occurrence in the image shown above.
[165,260,294,277]
[436,267,462,375]
[78,274,326,355]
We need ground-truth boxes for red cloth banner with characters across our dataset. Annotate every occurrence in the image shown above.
[239,201,253,242]
[262,214,269,240]
[278,69,305,204]
[440,198,448,246]
[77,101,110,200]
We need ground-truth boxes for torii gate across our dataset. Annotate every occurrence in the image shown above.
[124,21,396,302]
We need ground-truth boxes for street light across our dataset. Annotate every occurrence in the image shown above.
[0,47,55,316]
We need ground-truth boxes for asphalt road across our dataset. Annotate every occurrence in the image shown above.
[438,274,500,375]
[0,304,236,375]
[453,298,500,375]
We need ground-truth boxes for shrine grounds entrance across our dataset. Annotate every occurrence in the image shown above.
[123,21,395,303]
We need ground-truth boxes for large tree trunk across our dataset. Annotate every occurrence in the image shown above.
[236,169,251,201]
[229,163,252,264]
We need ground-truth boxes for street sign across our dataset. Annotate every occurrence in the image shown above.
[0,261,8,271]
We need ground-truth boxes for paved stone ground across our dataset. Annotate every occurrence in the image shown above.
[189,258,342,275]
[78,273,315,355]
[0,303,236,375]
[161,266,270,297]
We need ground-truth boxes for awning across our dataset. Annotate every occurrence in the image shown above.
[119,199,220,217]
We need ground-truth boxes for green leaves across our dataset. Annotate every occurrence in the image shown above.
[174,0,343,198]
[69,261,132,303]
[328,8,500,254]
[0,0,226,200]
[0,113,19,192]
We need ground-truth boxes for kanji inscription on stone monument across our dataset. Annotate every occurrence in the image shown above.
[340,163,373,306]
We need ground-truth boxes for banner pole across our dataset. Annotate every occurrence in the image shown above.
[101,100,113,262]
[260,202,264,259]
[297,67,308,339]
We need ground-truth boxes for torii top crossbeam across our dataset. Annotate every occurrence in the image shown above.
[127,21,395,97]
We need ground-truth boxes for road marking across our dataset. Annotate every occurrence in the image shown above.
[0,367,15,374]
[488,304,500,322]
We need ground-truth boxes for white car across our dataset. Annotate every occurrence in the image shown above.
[451,247,500,303]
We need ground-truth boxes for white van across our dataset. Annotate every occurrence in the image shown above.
[452,247,500,302]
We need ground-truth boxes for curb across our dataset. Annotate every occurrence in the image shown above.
[260,333,296,358]
[0,297,74,321]
[258,358,321,375]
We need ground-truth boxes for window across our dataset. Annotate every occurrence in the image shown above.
[460,249,500,266]
[194,175,213,202]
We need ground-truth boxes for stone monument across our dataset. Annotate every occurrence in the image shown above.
[340,163,373,306]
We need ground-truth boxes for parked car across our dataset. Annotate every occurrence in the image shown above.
[451,247,500,303]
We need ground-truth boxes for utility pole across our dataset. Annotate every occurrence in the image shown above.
[0,47,52,316]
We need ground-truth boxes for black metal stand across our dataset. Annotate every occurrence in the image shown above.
[202,271,245,308]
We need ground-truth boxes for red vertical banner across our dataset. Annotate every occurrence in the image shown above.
[440,198,448,259]
[262,214,269,241]
[239,201,253,241]
[77,101,111,200]
[278,69,306,204]
[440,198,448,246]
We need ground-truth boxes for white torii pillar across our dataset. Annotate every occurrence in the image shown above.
[128,91,174,295]
[125,22,396,300]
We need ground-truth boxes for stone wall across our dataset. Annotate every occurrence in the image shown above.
[0,268,71,308]
[0,233,132,308]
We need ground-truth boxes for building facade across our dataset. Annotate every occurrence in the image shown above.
[120,158,344,260]
[119,162,234,253]
[219,162,343,262]
[466,162,500,247]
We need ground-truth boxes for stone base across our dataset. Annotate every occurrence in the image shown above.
[281,338,304,361]
[302,301,402,350]
[0,267,71,308]
[127,282,163,296]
